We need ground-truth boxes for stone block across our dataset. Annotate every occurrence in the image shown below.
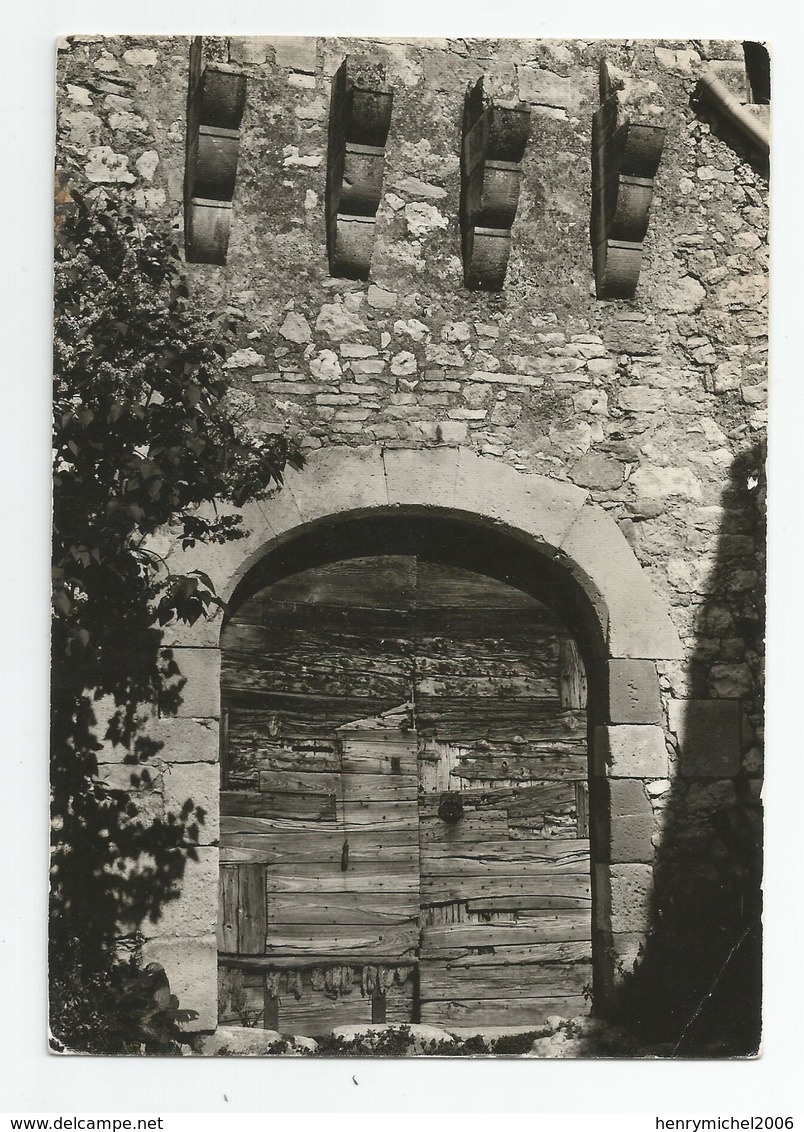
[608,660,662,724]
[96,763,164,822]
[287,445,389,524]
[609,813,654,864]
[606,931,645,986]
[272,37,318,73]
[147,847,218,937]
[560,505,684,660]
[594,863,654,934]
[453,449,590,548]
[668,699,741,777]
[161,762,220,843]
[229,37,273,65]
[594,780,654,864]
[383,445,461,510]
[608,778,651,819]
[161,647,221,719]
[145,716,219,764]
[593,725,668,779]
[140,935,218,1031]
[570,451,623,490]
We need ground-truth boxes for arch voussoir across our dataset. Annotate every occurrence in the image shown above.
[146,444,682,1030]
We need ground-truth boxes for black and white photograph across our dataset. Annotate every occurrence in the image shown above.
[47,30,770,1067]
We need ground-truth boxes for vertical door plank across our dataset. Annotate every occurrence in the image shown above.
[218,865,239,954]
[237,863,267,955]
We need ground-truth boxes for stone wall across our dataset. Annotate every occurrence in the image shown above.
[56,35,766,1047]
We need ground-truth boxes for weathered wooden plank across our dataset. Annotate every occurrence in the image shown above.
[425,706,588,742]
[340,772,419,801]
[413,608,561,638]
[419,785,577,815]
[221,833,420,867]
[422,901,470,926]
[559,637,588,711]
[220,954,416,970]
[420,995,590,1027]
[257,789,338,821]
[438,941,593,967]
[221,814,421,838]
[264,857,419,881]
[337,798,420,828]
[217,966,265,1026]
[385,979,415,1024]
[421,837,588,863]
[575,780,589,838]
[416,674,558,699]
[224,790,337,821]
[264,925,419,957]
[415,648,558,679]
[421,874,591,903]
[450,753,588,783]
[420,914,590,951]
[224,691,404,735]
[339,747,418,774]
[467,892,591,913]
[224,634,413,677]
[218,866,239,954]
[221,819,421,851]
[419,813,510,843]
[416,697,565,742]
[419,960,593,1001]
[421,843,590,876]
[224,555,418,614]
[224,666,408,702]
[221,846,274,864]
[266,892,420,924]
[278,992,373,1035]
[226,738,340,775]
[254,770,340,794]
[413,564,556,614]
[269,873,421,894]
[237,863,267,956]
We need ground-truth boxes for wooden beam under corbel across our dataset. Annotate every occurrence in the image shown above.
[460,77,531,291]
[185,37,247,265]
[326,56,393,280]
[591,61,666,300]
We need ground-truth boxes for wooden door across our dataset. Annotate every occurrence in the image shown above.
[413,603,592,1027]
[218,557,592,1034]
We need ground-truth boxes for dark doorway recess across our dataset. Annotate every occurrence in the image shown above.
[217,546,594,1033]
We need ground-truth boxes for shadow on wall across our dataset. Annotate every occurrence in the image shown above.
[49,623,206,1052]
[610,444,765,1056]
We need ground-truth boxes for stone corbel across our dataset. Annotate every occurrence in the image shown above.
[591,62,666,300]
[185,37,247,265]
[326,56,393,280]
[460,77,531,291]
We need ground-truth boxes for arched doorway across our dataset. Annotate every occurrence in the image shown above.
[217,550,592,1032]
[148,446,681,1032]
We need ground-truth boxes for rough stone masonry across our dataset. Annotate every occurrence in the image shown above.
[55,35,767,1043]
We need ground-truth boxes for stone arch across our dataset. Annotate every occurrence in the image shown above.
[149,446,682,1030]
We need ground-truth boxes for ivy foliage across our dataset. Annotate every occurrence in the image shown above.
[50,176,302,1052]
